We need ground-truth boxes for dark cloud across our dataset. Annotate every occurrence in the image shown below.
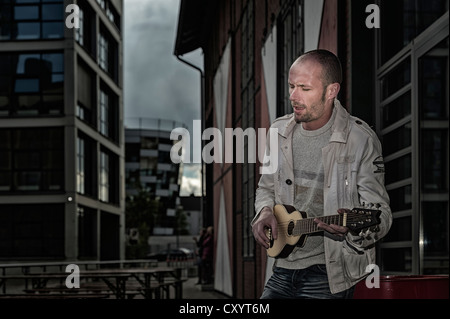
[124,0,203,193]
[124,0,201,126]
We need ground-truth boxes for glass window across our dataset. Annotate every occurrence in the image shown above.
[14,6,39,20]
[0,0,65,41]
[381,248,412,272]
[76,137,85,194]
[0,51,64,116]
[98,33,107,70]
[241,0,257,258]
[421,130,447,191]
[277,0,304,116]
[16,22,40,39]
[379,0,449,65]
[383,216,412,242]
[382,123,412,156]
[17,95,40,114]
[42,22,63,39]
[419,39,449,120]
[0,128,64,193]
[42,53,63,73]
[97,24,119,83]
[14,79,39,93]
[385,154,412,185]
[422,201,449,274]
[76,132,96,197]
[98,83,119,142]
[0,204,64,258]
[42,4,63,20]
[381,58,411,100]
[75,8,85,45]
[99,89,109,136]
[16,54,41,74]
[78,205,97,258]
[99,151,109,202]
[381,92,412,129]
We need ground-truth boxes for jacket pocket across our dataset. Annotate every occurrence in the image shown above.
[342,243,372,281]
[337,155,355,206]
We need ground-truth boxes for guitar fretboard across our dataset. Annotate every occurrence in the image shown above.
[292,214,345,236]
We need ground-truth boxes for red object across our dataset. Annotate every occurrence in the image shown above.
[354,275,449,299]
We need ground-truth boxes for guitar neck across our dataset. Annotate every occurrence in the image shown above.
[293,214,345,236]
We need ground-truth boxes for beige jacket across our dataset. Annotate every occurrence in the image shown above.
[254,99,392,294]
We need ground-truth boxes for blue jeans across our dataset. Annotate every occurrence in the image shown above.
[260,265,355,299]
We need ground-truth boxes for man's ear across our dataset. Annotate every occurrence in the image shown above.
[327,83,340,100]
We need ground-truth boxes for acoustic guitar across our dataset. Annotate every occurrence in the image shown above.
[265,204,381,258]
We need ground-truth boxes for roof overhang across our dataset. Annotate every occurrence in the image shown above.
[173,0,209,56]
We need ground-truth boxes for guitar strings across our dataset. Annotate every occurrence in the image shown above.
[273,211,378,235]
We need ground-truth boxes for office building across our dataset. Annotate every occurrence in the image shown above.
[0,0,125,261]
[125,118,185,236]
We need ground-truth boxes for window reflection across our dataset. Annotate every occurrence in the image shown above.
[14,6,39,20]
[419,40,449,120]
[0,0,64,41]
[422,130,447,191]
[419,37,449,275]
[0,128,64,193]
[16,22,40,40]
[379,0,449,65]
[422,201,449,274]
[1,51,64,116]
[382,92,411,129]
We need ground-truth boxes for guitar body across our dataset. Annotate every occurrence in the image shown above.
[266,204,308,258]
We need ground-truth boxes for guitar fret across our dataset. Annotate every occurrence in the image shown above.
[294,214,344,235]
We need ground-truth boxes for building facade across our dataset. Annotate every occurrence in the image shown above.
[174,0,448,298]
[124,118,185,236]
[0,0,125,262]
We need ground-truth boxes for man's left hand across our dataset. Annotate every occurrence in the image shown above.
[314,208,349,237]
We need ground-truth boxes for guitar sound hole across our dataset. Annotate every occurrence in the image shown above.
[287,221,294,236]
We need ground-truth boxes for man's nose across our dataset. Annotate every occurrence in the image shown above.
[290,87,302,103]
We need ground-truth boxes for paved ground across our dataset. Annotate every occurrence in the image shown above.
[182,277,230,299]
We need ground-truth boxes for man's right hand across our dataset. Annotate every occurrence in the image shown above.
[252,206,278,249]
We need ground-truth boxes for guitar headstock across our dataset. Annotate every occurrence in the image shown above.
[346,205,382,234]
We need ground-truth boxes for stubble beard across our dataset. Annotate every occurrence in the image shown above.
[293,89,327,124]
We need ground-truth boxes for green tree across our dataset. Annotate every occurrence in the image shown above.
[125,188,160,259]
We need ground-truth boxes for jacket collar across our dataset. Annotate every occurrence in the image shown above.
[329,99,350,143]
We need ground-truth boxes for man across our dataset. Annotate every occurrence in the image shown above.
[252,49,392,299]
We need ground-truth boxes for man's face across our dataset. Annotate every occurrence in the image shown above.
[288,59,332,130]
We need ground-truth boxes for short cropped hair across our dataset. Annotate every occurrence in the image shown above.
[295,49,343,86]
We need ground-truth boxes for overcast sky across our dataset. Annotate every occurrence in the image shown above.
[123,0,203,196]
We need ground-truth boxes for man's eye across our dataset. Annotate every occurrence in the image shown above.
[303,88,310,91]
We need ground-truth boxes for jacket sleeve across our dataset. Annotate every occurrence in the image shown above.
[252,128,277,225]
[345,131,393,251]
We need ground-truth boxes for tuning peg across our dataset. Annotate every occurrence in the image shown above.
[370,225,380,232]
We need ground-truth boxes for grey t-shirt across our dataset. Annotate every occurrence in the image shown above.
[276,108,336,269]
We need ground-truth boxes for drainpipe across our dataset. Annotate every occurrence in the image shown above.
[175,54,206,227]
